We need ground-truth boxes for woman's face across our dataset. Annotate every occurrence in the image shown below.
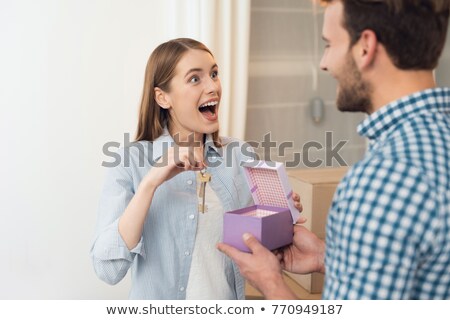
[161,49,221,143]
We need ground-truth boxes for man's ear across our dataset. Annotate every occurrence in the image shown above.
[354,29,378,69]
[154,87,171,109]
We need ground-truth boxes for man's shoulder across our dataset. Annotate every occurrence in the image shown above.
[383,108,450,165]
[340,154,431,196]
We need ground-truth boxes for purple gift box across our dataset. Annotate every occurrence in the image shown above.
[223,161,301,252]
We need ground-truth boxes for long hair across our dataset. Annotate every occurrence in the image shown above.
[135,38,221,146]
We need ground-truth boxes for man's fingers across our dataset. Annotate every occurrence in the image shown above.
[242,233,265,254]
[218,233,265,264]
[217,243,247,264]
[275,251,283,262]
[217,233,263,259]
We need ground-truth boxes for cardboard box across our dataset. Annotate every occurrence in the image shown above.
[285,167,348,293]
[223,161,300,253]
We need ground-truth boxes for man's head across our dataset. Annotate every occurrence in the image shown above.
[320,0,450,113]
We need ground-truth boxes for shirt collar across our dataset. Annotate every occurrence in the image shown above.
[357,87,450,141]
[151,127,221,162]
[151,127,173,162]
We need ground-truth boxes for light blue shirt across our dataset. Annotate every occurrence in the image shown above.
[90,130,254,299]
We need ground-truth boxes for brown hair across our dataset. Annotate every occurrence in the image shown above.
[321,0,450,69]
[135,38,221,146]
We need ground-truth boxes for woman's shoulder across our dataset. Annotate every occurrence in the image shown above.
[219,136,251,147]
[219,136,256,161]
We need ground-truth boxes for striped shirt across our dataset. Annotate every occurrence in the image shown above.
[90,130,254,299]
[324,87,450,299]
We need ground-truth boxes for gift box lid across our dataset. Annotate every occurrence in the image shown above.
[242,160,300,224]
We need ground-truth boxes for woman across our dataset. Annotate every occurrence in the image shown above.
[91,39,252,299]
[90,38,301,299]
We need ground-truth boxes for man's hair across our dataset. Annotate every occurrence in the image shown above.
[322,0,450,70]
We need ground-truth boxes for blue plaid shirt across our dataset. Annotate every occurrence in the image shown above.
[323,88,450,299]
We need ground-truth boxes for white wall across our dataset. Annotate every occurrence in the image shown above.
[0,0,172,299]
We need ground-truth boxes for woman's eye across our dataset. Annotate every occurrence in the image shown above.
[211,70,218,79]
[189,76,200,83]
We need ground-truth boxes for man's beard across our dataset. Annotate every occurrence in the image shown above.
[336,54,373,113]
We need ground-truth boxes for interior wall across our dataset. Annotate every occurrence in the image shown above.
[436,23,450,86]
[1,0,449,300]
[246,0,450,169]
[0,0,171,299]
[245,0,368,169]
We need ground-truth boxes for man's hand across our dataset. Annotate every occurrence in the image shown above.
[217,233,297,300]
[281,224,326,274]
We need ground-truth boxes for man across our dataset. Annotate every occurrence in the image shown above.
[218,0,450,299]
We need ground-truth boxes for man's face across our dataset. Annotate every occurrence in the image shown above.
[320,1,373,113]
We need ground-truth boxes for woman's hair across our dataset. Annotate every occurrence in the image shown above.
[135,38,221,146]
[321,0,450,70]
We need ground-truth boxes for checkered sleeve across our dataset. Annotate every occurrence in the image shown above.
[324,157,440,299]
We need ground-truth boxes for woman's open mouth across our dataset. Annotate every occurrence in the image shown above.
[198,101,218,121]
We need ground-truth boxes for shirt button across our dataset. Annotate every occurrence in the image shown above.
[189,214,195,220]
[187,180,193,185]
[180,287,185,292]
[184,251,190,256]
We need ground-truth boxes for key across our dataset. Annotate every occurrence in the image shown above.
[198,170,211,213]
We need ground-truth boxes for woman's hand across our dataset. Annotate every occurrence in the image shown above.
[118,144,204,249]
[292,192,303,213]
[142,145,205,191]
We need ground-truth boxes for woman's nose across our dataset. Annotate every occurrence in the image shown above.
[205,77,220,95]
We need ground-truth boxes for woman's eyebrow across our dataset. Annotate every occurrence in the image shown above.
[184,64,218,78]
[184,68,202,78]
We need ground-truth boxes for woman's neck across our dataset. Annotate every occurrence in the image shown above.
[170,129,204,147]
